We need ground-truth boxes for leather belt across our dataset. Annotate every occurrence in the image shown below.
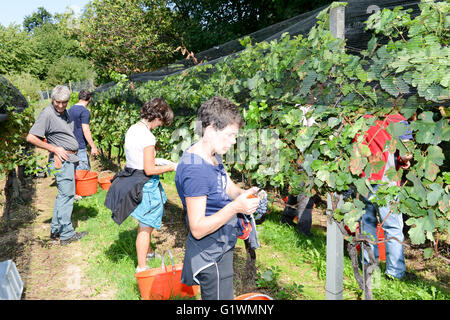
[54,150,78,169]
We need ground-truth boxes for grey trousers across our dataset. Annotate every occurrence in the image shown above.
[196,249,234,300]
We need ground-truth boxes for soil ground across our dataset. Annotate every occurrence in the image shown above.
[0,173,114,299]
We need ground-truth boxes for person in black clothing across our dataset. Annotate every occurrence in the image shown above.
[281,193,315,237]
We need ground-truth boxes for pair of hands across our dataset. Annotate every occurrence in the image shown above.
[233,187,261,216]
[53,146,70,162]
[155,158,178,171]
[398,153,413,169]
[91,146,99,157]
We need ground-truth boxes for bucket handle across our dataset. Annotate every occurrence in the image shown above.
[160,250,175,270]
[99,170,114,178]
[161,250,177,298]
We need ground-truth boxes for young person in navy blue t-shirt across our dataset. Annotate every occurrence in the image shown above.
[175,96,260,300]
[68,90,99,172]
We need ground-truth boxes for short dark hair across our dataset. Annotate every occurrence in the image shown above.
[197,96,244,136]
[78,89,91,101]
[140,98,174,125]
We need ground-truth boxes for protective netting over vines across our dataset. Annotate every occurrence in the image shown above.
[94,0,422,94]
[0,75,29,123]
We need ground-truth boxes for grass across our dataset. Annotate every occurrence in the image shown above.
[250,210,449,300]
[249,211,359,299]
[72,181,449,300]
[73,190,142,299]
[73,177,188,300]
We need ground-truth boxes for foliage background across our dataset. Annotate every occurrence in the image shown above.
[89,1,449,251]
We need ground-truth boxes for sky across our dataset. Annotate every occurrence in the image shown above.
[0,0,91,27]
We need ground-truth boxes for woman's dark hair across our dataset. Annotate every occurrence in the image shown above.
[140,98,174,125]
[197,96,244,136]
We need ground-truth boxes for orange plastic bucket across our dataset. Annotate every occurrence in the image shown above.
[75,170,98,196]
[98,175,114,191]
[234,292,273,300]
[135,263,199,300]
[376,224,386,261]
[356,223,386,262]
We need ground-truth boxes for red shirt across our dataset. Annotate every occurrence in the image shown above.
[357,114,407,182]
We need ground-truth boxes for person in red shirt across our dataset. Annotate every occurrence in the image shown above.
[357,113,415,280]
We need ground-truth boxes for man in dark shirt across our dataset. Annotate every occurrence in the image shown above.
[68,89,98,171]
[26,85,88,245]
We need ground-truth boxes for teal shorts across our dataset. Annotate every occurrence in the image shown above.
[130,176,167,230]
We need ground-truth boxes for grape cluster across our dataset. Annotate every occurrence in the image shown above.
[254,190,268,223]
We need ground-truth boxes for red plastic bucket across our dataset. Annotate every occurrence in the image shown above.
[376,224,386,261]
[135,264,199,300]
[356,223,386,262]
[98,175,114,191]
[75,170,98,196]
[234,292,273,300]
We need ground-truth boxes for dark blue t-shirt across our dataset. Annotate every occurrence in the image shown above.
[175,151,232,216]
[68,104,90,149]
[175,150,237,285]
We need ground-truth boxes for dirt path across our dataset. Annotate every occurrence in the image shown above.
[1,174,115,300]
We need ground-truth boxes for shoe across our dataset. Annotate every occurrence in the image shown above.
[60,231,88,246]
[50,232,60,240]
[385,271,417,281]
[135,265,151,273]
[146,252,161,262]
[402,271,418,281]
[385,274,398,281]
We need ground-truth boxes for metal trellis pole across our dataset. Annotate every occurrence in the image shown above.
[325,4,345,301]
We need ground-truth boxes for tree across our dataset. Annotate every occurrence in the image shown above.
[0,25,39,75]
[23,7,53,33]
[80,0,181,81]
[46,56,96,87]
[5,72,43,102]
[1,6,95,96]
[168,0,335,53]
[27,20,91,82]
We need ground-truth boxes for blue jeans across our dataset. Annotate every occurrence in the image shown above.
[50,160,76,240]
[75,148,90,171]
[360,194,405,279]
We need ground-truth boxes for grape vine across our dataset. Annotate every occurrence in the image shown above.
[90,0,449,256]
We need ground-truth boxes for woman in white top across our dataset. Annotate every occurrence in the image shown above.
[124,98,176,273]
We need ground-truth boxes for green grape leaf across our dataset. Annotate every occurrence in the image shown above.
[426,184,443,206]
[295,127,318,152]
[406,212,437,245]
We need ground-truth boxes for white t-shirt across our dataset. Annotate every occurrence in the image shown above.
[124,123,156,170]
